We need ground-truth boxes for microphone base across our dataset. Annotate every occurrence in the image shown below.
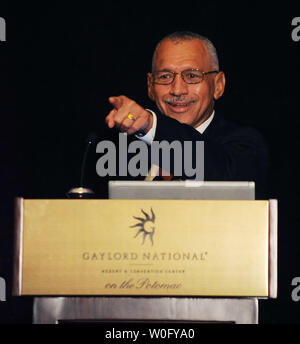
[66,187,95,199]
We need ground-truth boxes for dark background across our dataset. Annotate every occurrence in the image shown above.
[1,1,300,323]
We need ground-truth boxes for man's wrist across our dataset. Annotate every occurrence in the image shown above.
[135,109,157,144]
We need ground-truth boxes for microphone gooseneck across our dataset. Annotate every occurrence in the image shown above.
[66,132,99,199]
[80,132,99,187]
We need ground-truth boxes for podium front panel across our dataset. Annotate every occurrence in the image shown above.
[14,199,271,297]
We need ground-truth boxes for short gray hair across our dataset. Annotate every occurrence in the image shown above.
[151,31,219,71]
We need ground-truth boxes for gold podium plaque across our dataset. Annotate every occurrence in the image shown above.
[14,199,272,296]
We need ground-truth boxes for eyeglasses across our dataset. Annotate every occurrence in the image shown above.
[151,68,219,85]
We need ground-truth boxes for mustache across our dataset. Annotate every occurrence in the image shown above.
[164,96,196,104]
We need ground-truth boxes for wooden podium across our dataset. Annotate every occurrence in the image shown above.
[13,196,277,324]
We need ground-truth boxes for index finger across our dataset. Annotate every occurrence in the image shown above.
[108,96,123,110]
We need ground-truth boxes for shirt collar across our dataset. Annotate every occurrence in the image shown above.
[195,110,215,134]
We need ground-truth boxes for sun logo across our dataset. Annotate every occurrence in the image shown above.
[130,208,155,245]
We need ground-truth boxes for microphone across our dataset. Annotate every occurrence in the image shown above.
[80,132,99,186]
[66,132,99,199]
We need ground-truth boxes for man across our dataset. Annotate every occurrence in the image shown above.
[102,31,269,198]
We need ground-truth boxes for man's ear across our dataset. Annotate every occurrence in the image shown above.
[147,72,155,101]
[213,71,226,100]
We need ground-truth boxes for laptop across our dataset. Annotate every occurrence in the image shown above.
[109,181,255,200]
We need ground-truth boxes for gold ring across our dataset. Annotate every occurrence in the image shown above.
[127,113,135,121]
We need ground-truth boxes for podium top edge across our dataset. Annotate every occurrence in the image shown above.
[15,198,275,201]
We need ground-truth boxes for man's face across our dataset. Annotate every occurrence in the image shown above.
[148,39,225,128]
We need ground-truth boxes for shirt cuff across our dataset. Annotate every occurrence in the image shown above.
[135,109,157,145]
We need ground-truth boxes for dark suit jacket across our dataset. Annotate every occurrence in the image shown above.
[154,112,269,198]
[86,112,269,199]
